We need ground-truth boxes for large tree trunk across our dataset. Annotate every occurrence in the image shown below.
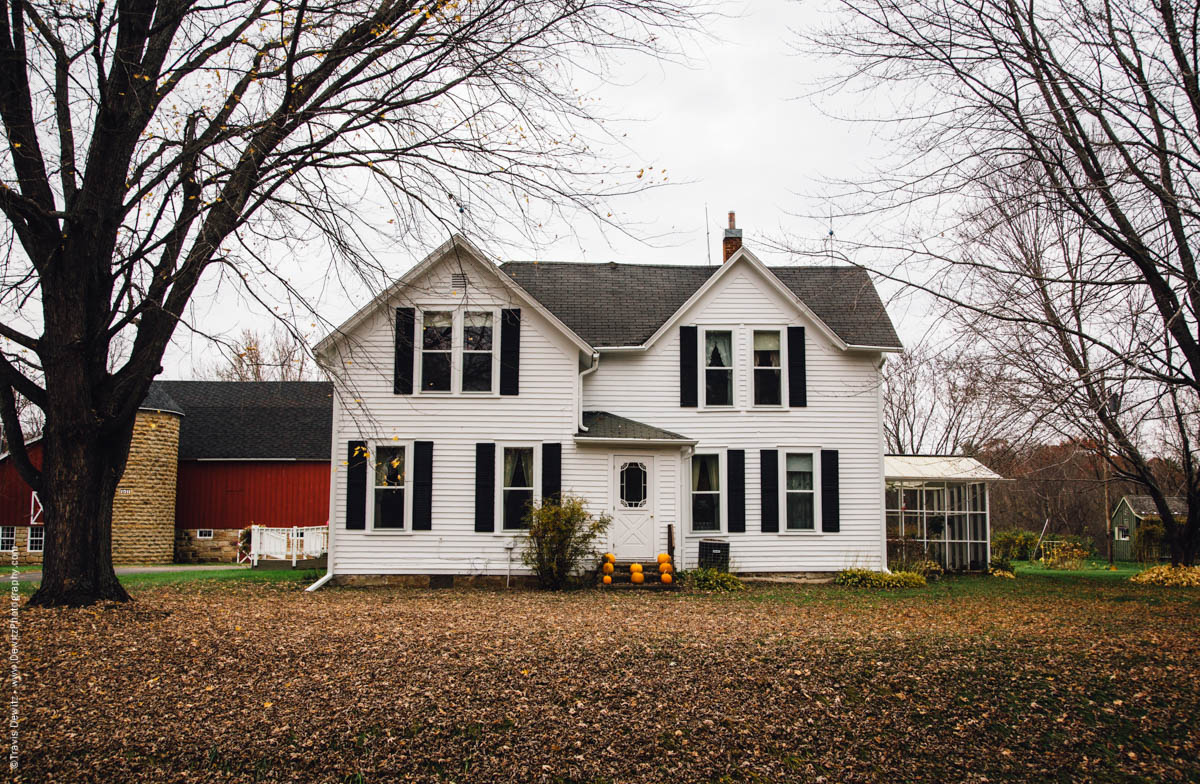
[26,407,135,607]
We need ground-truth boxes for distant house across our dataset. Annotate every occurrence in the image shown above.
[1111,495,1185,561]
[0,381,333,564]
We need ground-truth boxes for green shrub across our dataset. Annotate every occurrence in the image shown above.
[1133,522,1164,563]
[1040,541,1088,570]
[992,529,1040,561]
[988,555,1013,573]
[907,559,944,580]
[834,569,926,590]
[520,495,611,590]
[679,567,745,592]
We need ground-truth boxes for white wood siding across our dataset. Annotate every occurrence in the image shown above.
[584,264,887,571]
[326,262,585,575]
[325,255,886,575]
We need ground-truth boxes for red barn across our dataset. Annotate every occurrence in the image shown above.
[0,381,333,564]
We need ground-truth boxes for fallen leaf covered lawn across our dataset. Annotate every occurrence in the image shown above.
[16,576,1200,783]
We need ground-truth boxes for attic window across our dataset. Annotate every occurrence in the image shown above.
[451,273,469,290]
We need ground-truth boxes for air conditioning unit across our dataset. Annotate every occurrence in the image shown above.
[698,539,729,572]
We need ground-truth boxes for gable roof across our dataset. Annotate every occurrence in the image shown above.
[577,411,693,443]
[315,234,592,357]
[1119,495,1187,519]
[499,259,902,349]
[148,381,332,460]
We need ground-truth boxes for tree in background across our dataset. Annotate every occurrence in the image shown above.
[0,0,694,606]
[207,326,318,382]
[810,0,1200,564]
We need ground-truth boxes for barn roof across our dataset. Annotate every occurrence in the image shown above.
[1119,495,1187,519]
[499,261,903,349]
[147,381,332,460]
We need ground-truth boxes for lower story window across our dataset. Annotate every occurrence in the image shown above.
[197,529,214,540]
[785,452,815,530]
[1115,526,1130,541]
[28,525,44,552]
[0,527,14,551]
[691,454,721,532]
[374,445,407,529]
[502,446,534,530]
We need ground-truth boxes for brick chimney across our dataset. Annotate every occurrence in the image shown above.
[722,211,742,262]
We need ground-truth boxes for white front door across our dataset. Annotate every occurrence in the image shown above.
[611,455,654,561]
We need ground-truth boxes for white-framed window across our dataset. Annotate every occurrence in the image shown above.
[28,525,44,553]
[461,310,495,392]
[197,529,214,539]
[703,328,734,407]
[781,450,819,532]
[499,445,537,531]
[690,453,722,532]
[371,443,409,530]
[752,330,783,406]
[619,461,648,508]
[417,308,500,395]
[420,310,454,392]
[1115,526,1130,541]
[0,526,14,552]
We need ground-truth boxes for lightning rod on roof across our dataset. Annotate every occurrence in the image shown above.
[705,203,712,266]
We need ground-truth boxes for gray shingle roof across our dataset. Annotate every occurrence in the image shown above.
[138,384,184,415]
[578,411,692,442]
[146,381,333,460]
[500,261,902,349]
[1121,495,1187,518]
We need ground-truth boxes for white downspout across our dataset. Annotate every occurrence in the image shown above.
[578,351,600,431]
[308,385,341,593]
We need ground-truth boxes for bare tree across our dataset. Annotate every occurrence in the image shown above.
[206,326,317,381]
[882,340,1019,455]
[804,0,1200,564]
[0,0,695,606]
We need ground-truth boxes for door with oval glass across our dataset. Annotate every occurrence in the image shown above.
[611,455,654,561]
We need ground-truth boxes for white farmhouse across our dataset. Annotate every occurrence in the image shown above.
[313,219,903,584]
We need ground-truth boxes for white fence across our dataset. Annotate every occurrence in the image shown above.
[247,525,328,567]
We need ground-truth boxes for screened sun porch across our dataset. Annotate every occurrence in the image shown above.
[884,456,1005,572]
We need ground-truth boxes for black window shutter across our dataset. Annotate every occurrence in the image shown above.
[394,307,415,395]
[412,441,434,530]
[541,443,562,504]
[760,449,779,533]
[788,326,807,407]
[679,326,698,407]
[500,308,521,396]
[347,441,367,530]
[821,449,840,532]
[475,443,496,532]
[727,449,745,533]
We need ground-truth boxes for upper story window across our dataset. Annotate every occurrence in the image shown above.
[421,311,453,392]
[373,445,407,529]
[753,330,782,406]
[418,309,498,394]
[704,330,733,406]
[462,311,494,392]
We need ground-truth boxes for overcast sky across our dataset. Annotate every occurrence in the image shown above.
[164,0,932,379]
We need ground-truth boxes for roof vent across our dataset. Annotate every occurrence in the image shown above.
[451,272,469,290]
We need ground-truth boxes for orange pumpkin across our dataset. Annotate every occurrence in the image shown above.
[602,562,614,575]
[604,552,616,563]
[630,563,643,573]
[602,575,612,585]
[659,562,673,574]
[660,572,673,584]
[657,553,671,565]
[630,571,645,584]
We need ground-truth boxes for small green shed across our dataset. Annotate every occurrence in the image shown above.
[1111,495,1185,561]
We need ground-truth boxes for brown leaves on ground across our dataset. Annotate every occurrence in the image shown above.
[14,577,1200,783]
